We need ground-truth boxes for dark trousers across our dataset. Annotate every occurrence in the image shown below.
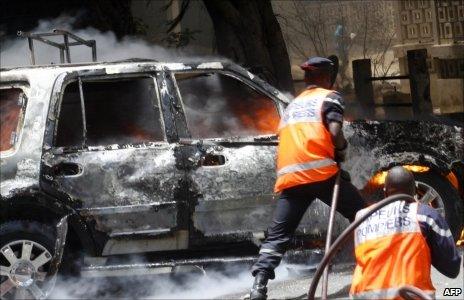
[251,174,366,279]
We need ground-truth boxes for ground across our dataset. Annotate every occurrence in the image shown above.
[223,263,464,299]
[221,253,464,300]
[50,249,463,299]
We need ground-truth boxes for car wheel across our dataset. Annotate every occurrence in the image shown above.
[0,221,55,299]
[414,171,463,241]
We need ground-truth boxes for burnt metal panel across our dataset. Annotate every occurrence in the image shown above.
[343,120,464,189]
[39,67,189,255]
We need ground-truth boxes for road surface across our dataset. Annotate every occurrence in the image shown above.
[221,261,464,299]
[50,249,463,299]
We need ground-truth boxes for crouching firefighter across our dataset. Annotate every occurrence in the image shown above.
[249,57,367,300]
[350,166,461,299]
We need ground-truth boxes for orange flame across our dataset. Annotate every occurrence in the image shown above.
[233,98,280,134]
[1,89,22,152]
[369,165,430,186]
[125,123,158,142]
[446,172,459,191]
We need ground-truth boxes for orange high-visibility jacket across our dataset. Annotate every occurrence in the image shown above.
[350,201,435,299]
[274,87,339,193]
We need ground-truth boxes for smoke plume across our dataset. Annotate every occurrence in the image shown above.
[0,15,187,67]
[50,263,292,299]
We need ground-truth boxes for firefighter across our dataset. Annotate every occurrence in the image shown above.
[350,166,461,299]
[249,57,366,300]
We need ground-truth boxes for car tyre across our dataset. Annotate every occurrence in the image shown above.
[0,220,56,299]
[414,171,463,241]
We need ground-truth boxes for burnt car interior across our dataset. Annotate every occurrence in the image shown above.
[175,72,280,139]
[0,87,26,152]
[55,76,164,148]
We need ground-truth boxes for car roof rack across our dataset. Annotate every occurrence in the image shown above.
[17,29,97,65]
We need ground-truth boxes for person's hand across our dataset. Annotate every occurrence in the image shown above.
[340,169,351,182]
[334,142,347,163]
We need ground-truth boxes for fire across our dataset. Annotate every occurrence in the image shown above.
[125,123,159,142]
[403,165,430,173]
[1,89,22,152]
[446,172,459,190]
[370,171,388,186]
[233,98,280,134]
[369,165,430,186]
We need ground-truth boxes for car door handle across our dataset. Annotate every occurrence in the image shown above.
[200,154,226,166]
[52,162,83,177]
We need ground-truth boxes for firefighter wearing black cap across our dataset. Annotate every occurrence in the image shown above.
[248,57,366,300]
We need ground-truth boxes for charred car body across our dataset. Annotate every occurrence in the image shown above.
[1,59,463,298]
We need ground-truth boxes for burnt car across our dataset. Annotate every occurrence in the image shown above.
[1,59,463,298]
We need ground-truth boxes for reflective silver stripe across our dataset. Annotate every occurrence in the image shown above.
[277,158,336,176]
[417,214,452,238]
[351,288,435,299]
[354,202,420,246]
[259,248,283,257]
[279,97,322,128]
[323,97,345,109]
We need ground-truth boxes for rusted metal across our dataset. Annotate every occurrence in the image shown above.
[17,29,97,65]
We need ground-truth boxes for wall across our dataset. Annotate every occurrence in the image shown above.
[393,0,464,114]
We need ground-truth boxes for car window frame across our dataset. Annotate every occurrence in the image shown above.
[0,83,29,158]
[171,69,282,141]
[48,71,169,153]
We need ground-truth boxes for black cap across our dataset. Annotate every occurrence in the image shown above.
[300,57,334,71]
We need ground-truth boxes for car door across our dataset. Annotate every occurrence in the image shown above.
[170,70,286,245]
[41,69,189,255]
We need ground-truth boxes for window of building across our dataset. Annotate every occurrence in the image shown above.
[56,77,164,148]
[455,21,463,36]
[423,25,429,34]
[438,8,446,21]
[419,0,428,8]
[175,72,280,139]
[425,9,433,22]
[445,23,452,36]
[0,88,27,153]
[405,0,415,10]
[408,25,417,37]
[448,6,456,20]
[401,11,410,24]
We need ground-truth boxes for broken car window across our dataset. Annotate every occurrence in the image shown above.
[0,88,26,152]
[56,77,164,147]
[175,72,280,139]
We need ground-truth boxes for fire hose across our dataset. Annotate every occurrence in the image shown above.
[306,193,433,300]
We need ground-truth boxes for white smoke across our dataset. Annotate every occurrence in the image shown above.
[49,263,292,299]
[0,15,190,67]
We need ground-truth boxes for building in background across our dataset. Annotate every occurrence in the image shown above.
[393,0,464,115]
